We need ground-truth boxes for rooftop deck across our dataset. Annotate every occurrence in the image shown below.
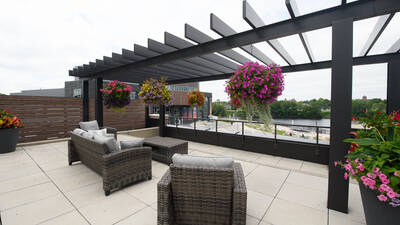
[0,134,365,225]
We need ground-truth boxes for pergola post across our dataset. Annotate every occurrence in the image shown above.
[159,104,166,137]
[387,58,400,113]
[82,80,89,122]
[328,18,353,213]
[95,77,104,127]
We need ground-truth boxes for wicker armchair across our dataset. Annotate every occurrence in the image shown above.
[78,120,118,140]
[158,163,247,225]
[69,133,152,195]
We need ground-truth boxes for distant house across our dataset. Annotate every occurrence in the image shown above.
[10,88,65,97]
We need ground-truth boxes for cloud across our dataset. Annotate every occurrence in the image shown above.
[0,0,396,102]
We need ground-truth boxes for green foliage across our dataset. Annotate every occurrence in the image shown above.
[212,102,227,117]
[0,93,6,96]
[337,110,400,206]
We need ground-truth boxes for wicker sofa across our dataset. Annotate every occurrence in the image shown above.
[157,156,247,225]
[68,132,152,195]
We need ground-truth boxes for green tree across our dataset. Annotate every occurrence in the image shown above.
[212,102,227,117]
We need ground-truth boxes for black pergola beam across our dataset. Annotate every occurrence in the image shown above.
[184,24,251,64]
[133,44,207,77]
[360,13,394,56]
[286,0,315,63]
[387,38,400,53]
[148,38,223,74]
[243,0,296,65]
[210,13,275,65]
[82,79,89,122]
[81,0,399,78]
[387,58,400,113]
[95,77,103,127]
[164,32,236,72]
[328,18,353,213]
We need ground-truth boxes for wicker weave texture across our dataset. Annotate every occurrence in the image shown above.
[157,163,247,225]
[144,136,188,164]
[69,133,152,195]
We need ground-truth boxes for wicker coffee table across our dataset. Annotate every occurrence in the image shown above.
[143,136,188,164]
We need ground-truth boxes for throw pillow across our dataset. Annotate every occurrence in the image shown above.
[72,128,86,136]
[120,138,145,150]
[79,120,100,131]
[88,128,107,137]
[93,134,120,153]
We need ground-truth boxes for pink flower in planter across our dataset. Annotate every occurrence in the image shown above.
[378,194,388,202]
[394,171,399,177]
[356,163,365,171]
[387,191,397,199]
[379,173,388,181]
[344,164,352,171]
[344,172,348,180]
[367,173,377,179]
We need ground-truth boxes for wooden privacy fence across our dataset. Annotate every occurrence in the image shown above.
[0,96,145,143]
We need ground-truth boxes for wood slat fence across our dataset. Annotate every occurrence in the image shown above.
[0,96,145,143]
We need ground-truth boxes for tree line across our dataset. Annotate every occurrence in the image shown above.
[212,98,386,120]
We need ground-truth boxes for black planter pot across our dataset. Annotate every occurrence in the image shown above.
[359,183,400,225]
[0,128,20,154]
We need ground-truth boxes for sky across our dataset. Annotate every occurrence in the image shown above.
[0,0,398,101]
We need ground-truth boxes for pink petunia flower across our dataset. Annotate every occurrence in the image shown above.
[377,194,388,202]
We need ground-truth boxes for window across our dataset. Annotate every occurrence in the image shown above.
[130,92,137,99]
[73,88,81,98]
[166,86,197,92]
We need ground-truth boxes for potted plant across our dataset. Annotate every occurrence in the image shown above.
[188,90,205,119]
[336,110,400,225]
[100,80,133,112]
[138,77,172,106]
[225,61,284,126]
[0,109,24,153]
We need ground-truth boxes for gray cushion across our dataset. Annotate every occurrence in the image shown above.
[93,134,120,153]
[79,120,99,131]
[172,154,233,168]
[88,128,107,136]
[120,138,145,150]
[104,133,115,139]
[72,128,86,136]
[81,132,94,140]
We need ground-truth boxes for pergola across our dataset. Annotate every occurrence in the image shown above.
[70,0,400,213]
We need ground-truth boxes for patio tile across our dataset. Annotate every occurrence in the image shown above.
[276,158,303,170]
[46,164,93,180]
[79,191,147,225]
[236,160,258,177]
[254,154,281,167]
[189,150,217,157]
[0,164,42,182]
[0,172,49,194]
[246,215,261,225]
[123,178,159,205]
[50,170,102,192]
[64,182,106,208]
[262,198,327,225]
[247,190,273,219]
[300,161,329,177]
[40,210,89,225]
[151,161,169,178]
[329,210,366,225]
[115,206,157,225]
[245,165,289,196]
[1,194,73,225]
[285,171,328,192]
[0,182,60,210]
[277,182,327,211]
[28,152,67,165]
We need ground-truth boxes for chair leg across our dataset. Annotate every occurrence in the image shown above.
[105,190,110,196]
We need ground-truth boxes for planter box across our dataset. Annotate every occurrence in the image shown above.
[0,128,20,153]
[359,183,400,225]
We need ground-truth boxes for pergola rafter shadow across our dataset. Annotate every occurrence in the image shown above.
[70,0,400,213]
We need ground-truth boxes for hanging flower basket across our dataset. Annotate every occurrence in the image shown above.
[0,109,24,153]
[138,77,173,106]
[336,110,400,225]
[100,80,133,112]
[225,62,284,125]
[188,91,205,108]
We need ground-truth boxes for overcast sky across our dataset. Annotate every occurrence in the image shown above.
[0,0,398,101]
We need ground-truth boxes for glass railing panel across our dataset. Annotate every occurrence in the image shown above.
[194,119,216,132]
[217,120,242,135]
[243,122,274,138]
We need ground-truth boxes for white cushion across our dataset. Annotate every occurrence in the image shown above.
[72,128,86,136]
[93,134,120,153]
[81,132,94,140]
[88,128,107,137]
[172,154,233,168]
[120,138,144,150]
[79,120,100,131]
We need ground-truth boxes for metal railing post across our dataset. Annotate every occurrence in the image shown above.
[274,124,277,141]
[242,122,245,136]
[316,127,319,145]
[194,119,196,132]
[215,120,218,133]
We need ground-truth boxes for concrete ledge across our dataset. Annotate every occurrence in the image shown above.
[17,137,70,147]
[122,127,159,138]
